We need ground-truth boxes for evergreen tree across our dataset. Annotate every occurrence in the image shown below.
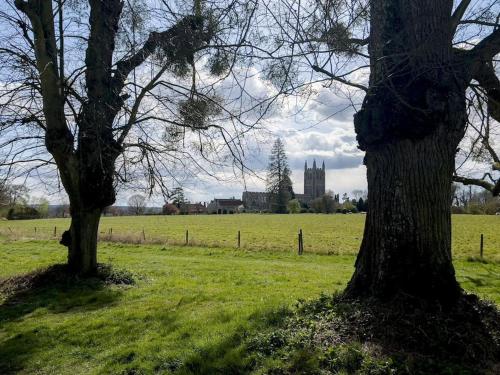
[266,138,293,213]
[356,198,365,212]
[171,187,186,209]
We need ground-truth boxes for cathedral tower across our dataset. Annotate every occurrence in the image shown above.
[304,160,325,201]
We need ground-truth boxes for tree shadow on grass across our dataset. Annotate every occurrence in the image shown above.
[0,264,133,323]
[0,264,134,373]
[155,294,500,375]
[146,306,292,375]
[461,266,499,288]
[248,293,500,375]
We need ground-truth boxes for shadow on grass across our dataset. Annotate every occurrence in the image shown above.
[96,306,293,375]
[0,264,133,323]
[148,294,500,375]
[0,264,133,374]
[460,266,499,289]
[176,307,291,375]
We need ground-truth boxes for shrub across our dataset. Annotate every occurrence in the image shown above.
[7,206,40,220]
[287,199,301,214]
[451,206,466,214]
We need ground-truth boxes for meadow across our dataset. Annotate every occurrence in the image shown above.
[0,213,498,259]
[0,214,499,374]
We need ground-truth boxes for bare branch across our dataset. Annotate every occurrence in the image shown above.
[451,0,472,35]
[473,60,500,123]
[470,28,500,61]
[453,174,500,196]
[311,64,368,92]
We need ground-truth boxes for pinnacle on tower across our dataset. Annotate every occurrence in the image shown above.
[313,159,316,169]
[322,160,325,170]
[305,161,308,170]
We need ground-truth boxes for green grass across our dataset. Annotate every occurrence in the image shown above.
[1,236,499,374]
[0,214,499,259]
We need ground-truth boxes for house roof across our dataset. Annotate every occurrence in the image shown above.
[213,199,243,206]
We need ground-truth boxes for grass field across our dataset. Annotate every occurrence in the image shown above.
[0,214,499,259]
[0,214,499,374]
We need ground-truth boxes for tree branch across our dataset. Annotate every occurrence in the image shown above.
[14,0,74,160]
[470,28,500,61]
[473,60,500,123]
[451,0,471,35]
[459,19,500,28]
[453,175,500,196]
[311,65,368,91]
[84,0,123,104]
[112,15,211,95]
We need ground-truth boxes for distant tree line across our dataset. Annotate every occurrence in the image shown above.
[452,184,500,215]
[0,181,49,219]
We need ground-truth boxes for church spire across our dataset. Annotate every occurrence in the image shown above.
[305,161,308,170]
[322,160,325,170]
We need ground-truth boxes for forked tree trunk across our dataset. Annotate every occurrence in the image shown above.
[66,207,102,274]
[58,134,117,275]
[346,128,462,302]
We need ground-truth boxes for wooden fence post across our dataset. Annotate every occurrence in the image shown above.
[142,228,146,241]
[298,229,303,255]
[238,230,241,248]
[480,234,484,258]
[185,229,189,245]
[301,229,304,254]
[54,226,57,237]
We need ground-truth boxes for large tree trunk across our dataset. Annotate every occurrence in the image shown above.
[66,207,102,274]
[346,0,469,303]
[58,130,118,275]
[346,128,462,302]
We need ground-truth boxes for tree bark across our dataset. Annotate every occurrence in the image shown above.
[346,0,469,303]
[65,207,102,274]
[346,128,462,302]
[59,136,117,275]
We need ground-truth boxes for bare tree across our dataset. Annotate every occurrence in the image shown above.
[128,194,146,215]
[0,180,29,207]
[0,0,269,274]
[263,0,500,302]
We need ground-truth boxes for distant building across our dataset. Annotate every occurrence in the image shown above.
[238,160,328,209]
[183,202,207,214]
[207,198,243,214]
[162,202,207,215]
[242,191,269,211]
[303,160,325,202]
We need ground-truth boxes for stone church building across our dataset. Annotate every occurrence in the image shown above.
[243,159,326,210]
[302,160,326,202]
